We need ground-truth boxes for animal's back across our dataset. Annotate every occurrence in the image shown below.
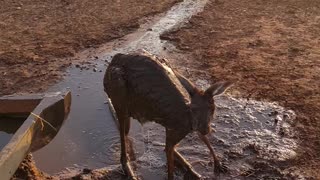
[104,52,191,129]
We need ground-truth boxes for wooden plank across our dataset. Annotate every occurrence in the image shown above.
[0,99,41,115]
[0,91,71,180]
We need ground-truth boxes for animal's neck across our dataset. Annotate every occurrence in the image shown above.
[188,106,198,132]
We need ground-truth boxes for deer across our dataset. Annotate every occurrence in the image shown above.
[103,51,231,180]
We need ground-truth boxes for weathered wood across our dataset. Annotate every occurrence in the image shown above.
[0,99,41,115]
[0,91,71,180]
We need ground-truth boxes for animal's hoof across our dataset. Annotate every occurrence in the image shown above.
[123,162,138,180]
[184,171,202,180]
[214,161,228,174]
[129,176,138,180]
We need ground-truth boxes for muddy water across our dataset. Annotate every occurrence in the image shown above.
[33,0,208,175]
[33,0,300,178]
[0,117,25,150]
[0,132,11,151]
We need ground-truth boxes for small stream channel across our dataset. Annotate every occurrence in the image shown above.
[32,0,300,179]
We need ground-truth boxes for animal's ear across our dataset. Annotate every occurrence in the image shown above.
[175,71,198,96]
[205,81,232,97]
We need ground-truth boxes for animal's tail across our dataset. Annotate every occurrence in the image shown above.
[106,97,120,130]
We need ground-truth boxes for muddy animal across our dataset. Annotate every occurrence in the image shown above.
[104,52,231,180]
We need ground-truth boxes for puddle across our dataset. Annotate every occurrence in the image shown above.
[33,0,208,175]
[0,117,25,150]
[32,0,299,178]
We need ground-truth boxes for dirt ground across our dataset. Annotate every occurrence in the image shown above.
[0,0,181,96]
[2,0,320,179]
[161,0,320,178]
[11,154,49,180]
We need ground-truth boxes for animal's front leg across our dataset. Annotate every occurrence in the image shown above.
[197,133,227,174]
[173,149,202,179]
[166,143,175,180]
[166,129,193,180]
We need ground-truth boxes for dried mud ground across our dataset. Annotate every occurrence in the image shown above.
[161,0,320,178]
[0,0,181,96]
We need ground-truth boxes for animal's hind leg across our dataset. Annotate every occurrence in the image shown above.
[118,114,137,179]
[112,104,136,180]
[117,112,129,167]
[124,117,131,135]
[106,67,137,179]
[124,118,137,162]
